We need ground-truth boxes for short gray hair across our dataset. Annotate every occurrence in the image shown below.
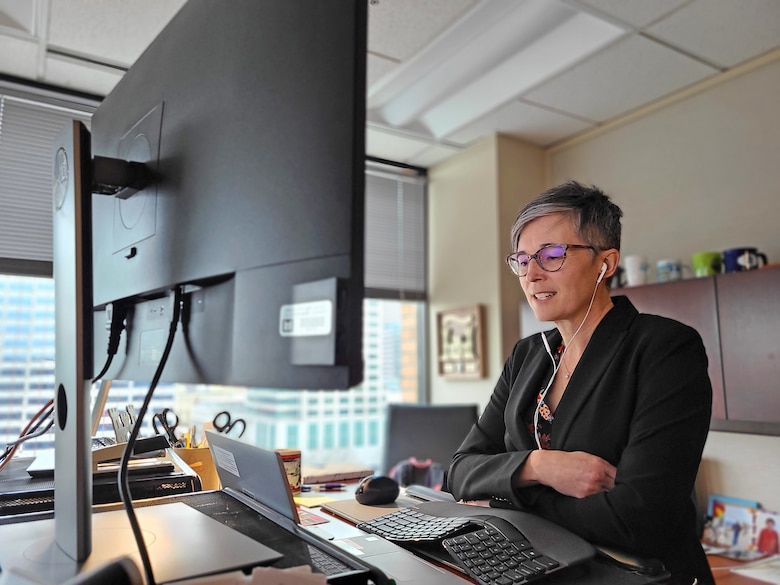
[510,181,622,253]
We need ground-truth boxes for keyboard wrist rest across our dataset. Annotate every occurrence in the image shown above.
[414,501,596,568]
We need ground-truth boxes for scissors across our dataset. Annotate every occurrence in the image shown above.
[212,410,246,438]
[152,408,180,445]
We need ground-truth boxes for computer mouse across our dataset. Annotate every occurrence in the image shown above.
[354,475,400,506]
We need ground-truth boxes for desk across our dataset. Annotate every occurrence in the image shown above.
[297,485,668,585]
[709,554,773,584]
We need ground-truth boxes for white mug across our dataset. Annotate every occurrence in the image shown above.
[624,254,649,286]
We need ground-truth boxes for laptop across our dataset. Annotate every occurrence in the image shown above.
[205,431,458,585]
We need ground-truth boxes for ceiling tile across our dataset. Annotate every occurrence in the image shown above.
[443,99,595,147]
[523,35,717,122]
[367,53,398,90]
[44,55,123,96]
[366,126,436,163]
[0,0,36,34]
[646,0,780,69]
[572,0,689,29]
[0,36,38,79]
[48,0,185,66]
[406,143,463,168]
[367,0,476,62]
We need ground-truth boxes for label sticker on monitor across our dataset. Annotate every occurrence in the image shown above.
[212,445,240,478]
[279,300,333,337]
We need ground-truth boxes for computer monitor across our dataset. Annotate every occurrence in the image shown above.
[91,0,366,390]
[0,0,366,580]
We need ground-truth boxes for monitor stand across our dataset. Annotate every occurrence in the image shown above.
[52,119,95,561]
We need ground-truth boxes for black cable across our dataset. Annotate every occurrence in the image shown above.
[93,302,129,382]
[116,288,183,585]
[93,354,114,385]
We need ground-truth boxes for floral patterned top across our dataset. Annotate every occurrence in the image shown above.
[526,343,564,449]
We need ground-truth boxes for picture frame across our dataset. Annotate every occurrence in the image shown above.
[701,494,762,557]
[437,304,485,379]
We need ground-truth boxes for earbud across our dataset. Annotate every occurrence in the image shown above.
[596,262,607,284]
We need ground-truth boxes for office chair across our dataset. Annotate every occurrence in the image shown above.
[382,403,479,489]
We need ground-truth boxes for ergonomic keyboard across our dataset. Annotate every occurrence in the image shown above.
[358,508,563,584]
[442,516,559,584]
[357,507,474,542]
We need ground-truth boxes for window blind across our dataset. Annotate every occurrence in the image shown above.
[0,91,93,275]
[364,164,426,299]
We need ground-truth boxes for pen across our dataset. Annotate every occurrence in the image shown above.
[302,483,347,492]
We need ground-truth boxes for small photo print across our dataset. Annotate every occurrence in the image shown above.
[702,494,760,553]
[754,510,780,556]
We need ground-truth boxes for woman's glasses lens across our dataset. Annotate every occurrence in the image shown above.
[506,244,568,276]
[538,245,566,270]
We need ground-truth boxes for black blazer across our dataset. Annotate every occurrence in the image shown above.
[449,296,713,584]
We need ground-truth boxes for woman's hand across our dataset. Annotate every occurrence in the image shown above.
[516,450,616,498]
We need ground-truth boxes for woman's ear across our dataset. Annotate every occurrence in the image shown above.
[600,249,621,281]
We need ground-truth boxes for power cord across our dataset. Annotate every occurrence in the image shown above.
[117,287,184,585]
[94,301,129,382]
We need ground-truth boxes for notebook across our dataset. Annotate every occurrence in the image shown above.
[205,431,458,585]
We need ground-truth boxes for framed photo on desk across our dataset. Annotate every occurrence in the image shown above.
[436,304,485,379]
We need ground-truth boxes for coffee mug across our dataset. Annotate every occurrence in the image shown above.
[656,258,684,283]
[722,247,768,272]
[624,254,649,286]
[691,251,722,277]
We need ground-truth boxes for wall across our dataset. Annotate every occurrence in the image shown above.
[427,135,544,409]
[427,52,780,512]
[548,53,780,272]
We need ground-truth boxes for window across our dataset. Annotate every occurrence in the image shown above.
[0,83,428,474]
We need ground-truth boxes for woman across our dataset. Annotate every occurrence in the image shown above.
[448,181,713,584]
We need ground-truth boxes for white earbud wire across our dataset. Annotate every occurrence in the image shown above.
[533,273,602,449]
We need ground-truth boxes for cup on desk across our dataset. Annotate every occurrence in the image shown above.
[624,254,649,286]
[172,446,220,490]
[722,247,768,272]
[692,251,722,277]
[276,448,302,493]
[656,258,685,283]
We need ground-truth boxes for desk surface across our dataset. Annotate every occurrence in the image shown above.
[709,554,774,584]
[300,485,773,585]
[2,470,758,585]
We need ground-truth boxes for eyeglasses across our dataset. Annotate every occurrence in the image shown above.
[506,243,595,277]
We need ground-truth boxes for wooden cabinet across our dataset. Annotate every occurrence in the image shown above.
[716,268,780,427]
[519,265,780,435]
[614,277,726,421]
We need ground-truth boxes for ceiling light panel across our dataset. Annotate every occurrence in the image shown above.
[421,10,625,138]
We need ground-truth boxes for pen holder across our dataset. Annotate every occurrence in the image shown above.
[172,447,220,491]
